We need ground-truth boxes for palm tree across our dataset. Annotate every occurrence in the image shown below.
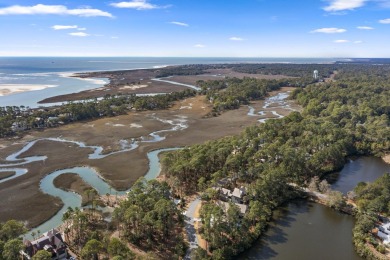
[62,207,74,242]
[106,193,110,206]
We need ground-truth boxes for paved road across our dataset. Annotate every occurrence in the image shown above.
[184,197,201,259]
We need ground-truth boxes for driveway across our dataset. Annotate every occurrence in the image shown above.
[184,197,201,259]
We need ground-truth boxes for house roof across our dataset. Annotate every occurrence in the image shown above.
[24,229,66,257]
[232,187,246,198]
[235,203,248,215]
[221,188,232,197]
[379,223,390,244]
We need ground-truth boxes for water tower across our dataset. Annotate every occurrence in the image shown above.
[313,70,319,80]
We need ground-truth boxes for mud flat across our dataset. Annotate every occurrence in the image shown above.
[0,88,297,227]
[0,171,15,180]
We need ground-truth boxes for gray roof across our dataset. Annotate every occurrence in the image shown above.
[24,229,66,257]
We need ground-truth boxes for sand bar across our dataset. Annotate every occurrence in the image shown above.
[0,84,57,96]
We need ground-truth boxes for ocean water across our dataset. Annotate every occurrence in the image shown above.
[0,57,338,108]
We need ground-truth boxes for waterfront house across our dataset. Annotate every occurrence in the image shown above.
[21,229,67,260]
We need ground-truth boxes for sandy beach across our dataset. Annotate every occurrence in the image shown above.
[0,84,57,96]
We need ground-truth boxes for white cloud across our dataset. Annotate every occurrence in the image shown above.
[111,36,119,39]
[357,26,374,29]
[69,32,90,37]
[230,37,244,41]
[170,21,189,27]
[334,39,349,43]
[323,0,367,12]
[110,0,163,10]
[379,18,390,23]
[354,40,363,43]
[311,27,347,33]
[0,4,112,17]
[51,25,78,30]
[194,44,205,48]
[52,25,87,31]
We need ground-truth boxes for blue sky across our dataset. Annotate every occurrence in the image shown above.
[0,0,389,57]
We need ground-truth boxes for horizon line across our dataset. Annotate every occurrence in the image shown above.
[1,56,387,59]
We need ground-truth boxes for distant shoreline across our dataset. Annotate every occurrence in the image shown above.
[38,64,294,104]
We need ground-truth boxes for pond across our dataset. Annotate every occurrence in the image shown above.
[240,156,390,259]
[239,200,361,260]
[331,156,390,194]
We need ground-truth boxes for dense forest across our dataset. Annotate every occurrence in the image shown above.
[163,65,390,259]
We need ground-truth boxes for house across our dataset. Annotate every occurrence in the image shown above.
[11,122,27,132]
[231,186,246,204]
[215,185,246,203]
[21,229,67,260]
[377,222,390,245]
[220,188,232,201]
[47,117,60,127]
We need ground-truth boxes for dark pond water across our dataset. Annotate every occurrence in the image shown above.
[240,156,390,260]
[331,156,390,194]
[239,201,361,260]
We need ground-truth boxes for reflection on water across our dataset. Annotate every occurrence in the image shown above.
[331,156,390,194]
[239,200,362,260]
